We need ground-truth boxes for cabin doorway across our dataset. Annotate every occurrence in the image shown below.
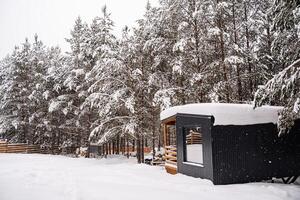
[162,117,177,174]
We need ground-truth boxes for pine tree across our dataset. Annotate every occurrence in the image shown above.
[254,0,300,135]
[0,39,34,143]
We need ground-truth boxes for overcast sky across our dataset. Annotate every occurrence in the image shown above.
[0,0,159,59]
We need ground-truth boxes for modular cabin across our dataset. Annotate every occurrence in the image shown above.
[161,103,300,185]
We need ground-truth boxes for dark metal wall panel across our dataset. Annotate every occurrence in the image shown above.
[176,113,214,181]
[89,145,100,154]
[211,120,300,185]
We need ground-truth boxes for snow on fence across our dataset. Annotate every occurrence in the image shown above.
[0,142,40,154]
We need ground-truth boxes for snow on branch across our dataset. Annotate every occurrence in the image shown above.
[254,59,300,106]
[254,59,300,135]
[89,116,134,143]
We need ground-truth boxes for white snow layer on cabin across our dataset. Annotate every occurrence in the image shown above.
[0,154,299,200]
[160,103,283,125]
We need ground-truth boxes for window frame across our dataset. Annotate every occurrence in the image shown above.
[183,125,204,165]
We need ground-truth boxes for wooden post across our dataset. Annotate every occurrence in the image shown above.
[163,124,167,148]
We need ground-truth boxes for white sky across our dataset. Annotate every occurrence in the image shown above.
[0,0,159,59]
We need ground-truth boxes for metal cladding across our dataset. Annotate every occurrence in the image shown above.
[173,113,300,185]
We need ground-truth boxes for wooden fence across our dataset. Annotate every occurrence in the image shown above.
[0,143,40,154]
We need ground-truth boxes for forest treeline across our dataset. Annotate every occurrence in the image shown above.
[0,0,299,160]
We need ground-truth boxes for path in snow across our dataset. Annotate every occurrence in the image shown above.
[0,153,299,200]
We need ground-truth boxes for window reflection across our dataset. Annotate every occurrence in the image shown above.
[185,127,203,164]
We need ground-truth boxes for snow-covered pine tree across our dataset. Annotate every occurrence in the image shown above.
[131,3,165,162]
[87,26,138,156]
[170,0,215,103]
[0,39,35,143]
[254,59,300,135]
[254,0,277,81]
[64,16,94,149]
[82,7,127,149]
[0,55,17,140]
[227,0,275,102]
[0,35,73,148]
[25,34,50,145]
[254,0,300,135]
[35,46,69,150]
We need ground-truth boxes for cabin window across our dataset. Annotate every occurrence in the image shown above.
[184,126,203,164]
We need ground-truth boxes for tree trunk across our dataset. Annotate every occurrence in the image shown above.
[244,2,253,97]
[158,127,161,152]
[132,139,135,152]
[232,0,242,101]
[217,0,229,102]
[141,135,145,163]
[152,123,156,160]
[126,136,129,158]
[102,144,104,156]
[112,140,115,154]
[105,143,108,158]
[136,135,141,163]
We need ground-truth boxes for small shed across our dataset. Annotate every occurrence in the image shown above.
[160,103,300,185]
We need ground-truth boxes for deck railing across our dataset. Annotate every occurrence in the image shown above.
[186,131,202,145]
[164,145,177,174]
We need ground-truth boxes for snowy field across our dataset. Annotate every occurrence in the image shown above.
[0,154,299,200]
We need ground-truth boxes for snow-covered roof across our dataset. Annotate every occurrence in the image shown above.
[160,103,283,125]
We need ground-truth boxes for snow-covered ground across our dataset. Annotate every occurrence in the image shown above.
[0,154,299,200]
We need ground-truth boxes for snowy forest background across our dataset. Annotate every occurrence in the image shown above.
[0,0,299,156]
